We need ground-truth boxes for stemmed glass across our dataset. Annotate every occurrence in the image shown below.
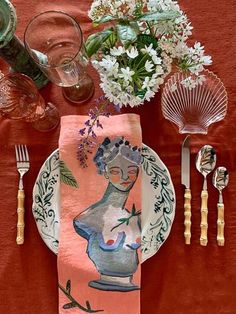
[24,10,94,104]
[0,73,59,132]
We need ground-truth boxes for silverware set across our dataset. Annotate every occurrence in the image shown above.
[181,138,229,246]
[15,144,30,245]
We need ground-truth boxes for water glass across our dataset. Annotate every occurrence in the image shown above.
[24,10,94,104]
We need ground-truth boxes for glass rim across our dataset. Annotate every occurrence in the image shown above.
[0,72,36,85]
[23,10,83,70]
[0,72,39,109]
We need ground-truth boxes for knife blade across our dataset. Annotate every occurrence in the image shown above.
[181,135,191,245]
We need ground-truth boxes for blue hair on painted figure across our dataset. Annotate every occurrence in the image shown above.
[93,136,142,174]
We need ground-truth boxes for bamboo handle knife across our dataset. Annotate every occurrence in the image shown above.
[184,188,191,245]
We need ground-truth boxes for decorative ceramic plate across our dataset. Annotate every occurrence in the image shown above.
[32,144,175,262]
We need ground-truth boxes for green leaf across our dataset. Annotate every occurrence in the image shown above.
[43,192,53,203]
[138,10,180,22]
[116,22,138,46]
[135,89,146,99]
[85,28,114,57]
[60,161,79,188]
[131,204,136,215]
[136,34,158,49]
[93,15,115,26]
[118,218,127,223]
[102,31,117,51]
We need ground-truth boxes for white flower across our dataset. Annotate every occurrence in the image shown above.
[145,89,155,101]
[142,77,152,89]
[157,77,164,86]
[110,46,125,56]
[126,46,139,59]
[196,74,206,85]
[155,65,164,75]
[141,44,154,54]
[118,67,135,82]
[201,55,212,66]
[145,60,154,72]
[181,77,196,89]
[89,0,213,107]
[193,42,204,52]
[152,54,162,65]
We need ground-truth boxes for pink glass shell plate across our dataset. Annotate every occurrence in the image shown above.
[161,70,228,134]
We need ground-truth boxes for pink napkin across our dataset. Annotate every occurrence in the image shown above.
[58,114,142,314]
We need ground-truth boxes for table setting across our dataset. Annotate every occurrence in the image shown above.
[0,0,236,314]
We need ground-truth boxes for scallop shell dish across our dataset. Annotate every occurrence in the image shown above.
[161,70,228,134]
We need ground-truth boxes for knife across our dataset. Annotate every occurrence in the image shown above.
[181,135,191,245]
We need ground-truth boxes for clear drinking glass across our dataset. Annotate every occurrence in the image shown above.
[0,73,59,132]
[24,10,94,104]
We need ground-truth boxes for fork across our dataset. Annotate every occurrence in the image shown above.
[15,145,30,245]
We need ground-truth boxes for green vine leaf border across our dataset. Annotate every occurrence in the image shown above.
[141,146,175,257]
[33,150,79,253]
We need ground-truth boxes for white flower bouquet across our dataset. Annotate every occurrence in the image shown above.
[85,0,212,107]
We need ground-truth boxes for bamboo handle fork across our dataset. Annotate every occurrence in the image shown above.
[15,145,30,245]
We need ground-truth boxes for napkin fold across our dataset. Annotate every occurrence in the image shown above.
[58,114,142,314]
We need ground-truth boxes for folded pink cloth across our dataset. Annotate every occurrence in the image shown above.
[58,114,142,314]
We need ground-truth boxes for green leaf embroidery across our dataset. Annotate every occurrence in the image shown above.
[60,161,79,188]
[85,28,114,57]
[138,10,180,22]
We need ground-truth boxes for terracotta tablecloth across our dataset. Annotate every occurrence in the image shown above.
[0,1,236,313]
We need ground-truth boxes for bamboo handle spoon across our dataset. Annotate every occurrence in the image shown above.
[213,167,229,246]
[196,145,216,246]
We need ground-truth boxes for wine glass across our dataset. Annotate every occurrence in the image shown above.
[24,10,94,104]
[0,72,59,132]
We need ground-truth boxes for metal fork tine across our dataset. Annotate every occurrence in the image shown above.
[18,145,23,162]
[21,145,26,161]
[24,145,29,161]
[15,145,19,162]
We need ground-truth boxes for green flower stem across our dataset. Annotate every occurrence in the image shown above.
[146,21,154,36]
[133,53,150,71]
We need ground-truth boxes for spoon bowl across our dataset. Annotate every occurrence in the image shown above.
[196,145,216,246]
[213,167,229,193]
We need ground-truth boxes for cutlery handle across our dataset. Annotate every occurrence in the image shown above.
[200,190,208,246]
[217,203,225,246]
[16,189,25,245]
[184,188,191,245]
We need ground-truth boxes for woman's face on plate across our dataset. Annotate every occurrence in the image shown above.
[105,155,139,192]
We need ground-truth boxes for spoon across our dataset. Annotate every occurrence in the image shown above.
[212,167,229,246]
[196,145,216,246]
